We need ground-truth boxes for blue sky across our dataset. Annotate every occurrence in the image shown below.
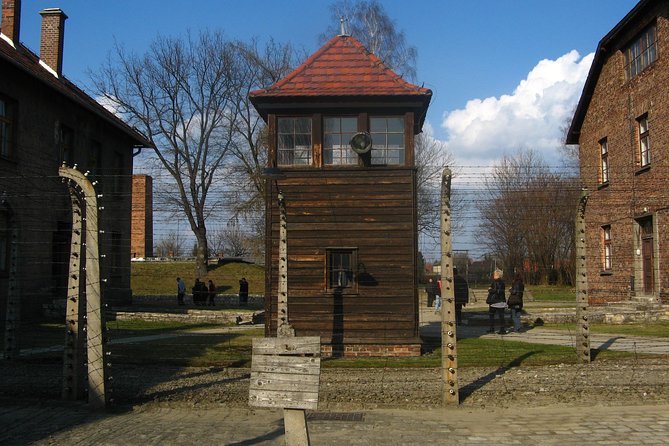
[16,0,639,168]
[12,0,641,257]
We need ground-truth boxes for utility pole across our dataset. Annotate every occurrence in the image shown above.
[440,168,459,405]
[575,189,591,363]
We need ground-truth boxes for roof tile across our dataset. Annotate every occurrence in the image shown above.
[250,35,431,98]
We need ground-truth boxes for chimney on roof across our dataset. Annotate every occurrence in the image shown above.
[1,0,21,43]
[39,8,67,76]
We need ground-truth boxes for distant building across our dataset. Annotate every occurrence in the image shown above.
[0,0,151,317]
[131,175,153,259]
[567,0,669,304]
[251,33,431,356]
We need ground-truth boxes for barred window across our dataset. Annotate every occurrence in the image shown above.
[638,114,650,168]
[602,225,612,270]
[326,248,357,292]
[624,24,657,80]
[0,96,16,159]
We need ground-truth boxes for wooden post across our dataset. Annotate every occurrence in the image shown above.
[59,165,107,409]
[440,168,459,405]
[62,187,86,400]
[575,189,591,363]
[2,202,19,360]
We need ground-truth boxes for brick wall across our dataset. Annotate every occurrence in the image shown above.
[131,175,153,258]
[578,6,669,304]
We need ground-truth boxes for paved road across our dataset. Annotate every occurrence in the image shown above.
[1,400,668,445]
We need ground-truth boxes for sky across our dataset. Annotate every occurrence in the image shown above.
[12,0,642,257]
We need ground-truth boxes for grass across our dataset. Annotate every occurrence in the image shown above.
[539,322,669,338]
[323,338,634,368]
[528,285,576,302]
[14,319,652,368]
[131,261,264,296]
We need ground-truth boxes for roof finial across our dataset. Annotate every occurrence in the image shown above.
[339,16,349,37]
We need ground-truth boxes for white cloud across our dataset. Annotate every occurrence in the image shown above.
[441,50,594,167]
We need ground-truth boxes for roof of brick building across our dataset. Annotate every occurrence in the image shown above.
[0,35,152,147]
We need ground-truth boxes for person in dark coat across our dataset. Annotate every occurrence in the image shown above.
[207,280,216,306]
[425,278,438,308]
[239,277,249,306]
[507,274,525,331]
[193,278,206,306]
[453,267,469,325]
[487,269,507,334]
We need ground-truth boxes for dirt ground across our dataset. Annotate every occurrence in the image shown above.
[2,357,668,410]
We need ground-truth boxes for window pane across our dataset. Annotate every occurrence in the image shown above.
[295,118,311,134]
[341,117,357,133]
[387,133,404,148]
[324,117,338,133]
[370,117,385,132]
[278,118,293,133]
[387,117,404,132]
[279,134,294,149]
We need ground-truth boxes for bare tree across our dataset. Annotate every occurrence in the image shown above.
[92,32,241,277]
[415,132,455,237]
[477,149,578,284]
[321,0,418,80]
[154,231,185,258]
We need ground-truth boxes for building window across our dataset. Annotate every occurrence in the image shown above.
[112,151,124,197]
[324,117,357,165]
[602,225,612,270]
[278,117,312,166]
[370,116,404,165]
[638,114,650,167]
[326,248,357,291]
[59,125,74,165]
[599,138,609,184]
[0,96,16,159]
[624,24,657,80]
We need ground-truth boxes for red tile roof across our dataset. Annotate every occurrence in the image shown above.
[0,36,152,147]
[250,35,432,98]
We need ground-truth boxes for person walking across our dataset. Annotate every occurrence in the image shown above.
[434,278,442,312]
[176,277,186,306]
[425,278,438,308]
[507,273,525,331]
[239,277,249,306]
[453,267,469,325]
[486,269,507,334]
[207,280,216,306]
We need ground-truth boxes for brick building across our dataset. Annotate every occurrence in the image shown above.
[567,0,669,304]
[0,0,150,319]
[131,174,154,259]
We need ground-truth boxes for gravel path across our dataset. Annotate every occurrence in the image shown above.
[2,357,668,410]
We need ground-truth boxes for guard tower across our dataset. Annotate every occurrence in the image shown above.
[250,33,431,357]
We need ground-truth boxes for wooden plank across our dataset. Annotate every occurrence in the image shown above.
[252,337,321,355]
[249,371,319,393]
[251,354,321,375]
[249,389,319,409]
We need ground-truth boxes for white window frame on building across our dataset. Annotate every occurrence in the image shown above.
[638,114,650,168]
[602,225,612,271]
[599,138,609,184]
[323,116,358,166]
[370,116,404,166]
[277,117,312,166]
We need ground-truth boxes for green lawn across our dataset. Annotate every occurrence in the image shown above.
[528,285,576,302]
[15,319,650,368]
[131,261,264,296]
[539,322,669,338]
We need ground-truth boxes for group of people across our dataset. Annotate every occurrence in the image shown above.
[487,269,524,334]
[425,268,525,332]
[175,277,250,306]
[425,267,470,325]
